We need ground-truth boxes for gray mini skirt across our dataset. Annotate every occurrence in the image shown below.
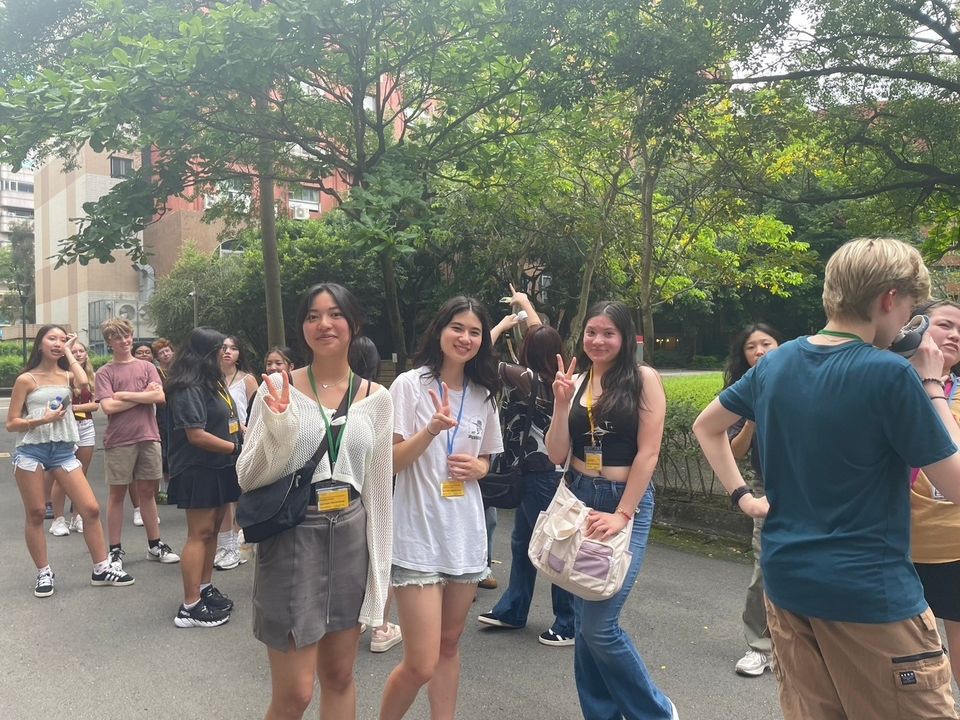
[252,499,368,651]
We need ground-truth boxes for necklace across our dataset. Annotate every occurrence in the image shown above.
[817,329,864,343]
[314,371,349,389]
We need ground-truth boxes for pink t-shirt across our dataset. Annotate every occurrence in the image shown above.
[95,359,162,448]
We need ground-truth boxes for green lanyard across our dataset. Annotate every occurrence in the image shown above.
[307,367,353,466]
[817,329,864,342]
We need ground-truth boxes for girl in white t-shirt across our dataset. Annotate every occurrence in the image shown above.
[381,296,504,720]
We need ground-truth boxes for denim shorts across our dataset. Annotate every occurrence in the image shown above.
[14,442,81,473]
[391,564,490,588]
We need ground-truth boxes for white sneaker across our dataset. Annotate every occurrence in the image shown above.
[146,541,181,564]
[735,649,772,677]
[68,515,84,533]
[133,508,143,526]
[49,516,70,537]
[370,622,403,653]
[214,547,242,571]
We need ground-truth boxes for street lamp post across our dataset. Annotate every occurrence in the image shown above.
[189,288,198,328]
[19,291,27,365]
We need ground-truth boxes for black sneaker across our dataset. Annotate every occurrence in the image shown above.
[109,547,125,569]
[538,629,575,647]
[477,613,522,629]
[174,602,230,628]
[91,565,135,587]
[201,585,234,612]
[34,570,55,598]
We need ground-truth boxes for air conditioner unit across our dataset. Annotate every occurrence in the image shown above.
[118,304,136,321]
[293,205,310,220]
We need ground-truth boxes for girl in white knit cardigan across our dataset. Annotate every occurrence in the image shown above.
[237,283,393,720]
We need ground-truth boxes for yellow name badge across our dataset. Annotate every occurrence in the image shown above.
[228,419,240,435]
[316,487,350,511]
[584,446,603,472]
[441,480,466,499]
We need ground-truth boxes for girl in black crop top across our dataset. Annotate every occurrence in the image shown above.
[543,300,677,720]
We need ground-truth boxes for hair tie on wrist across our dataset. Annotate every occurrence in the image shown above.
[427,427,440,437]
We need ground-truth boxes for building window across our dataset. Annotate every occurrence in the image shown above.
[1,180,34,193]
[290,186,320,205]
[110,157,134,179]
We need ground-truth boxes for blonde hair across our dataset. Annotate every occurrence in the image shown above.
[72,341,96,390]
[822,238,931,321]
[100,317,134,342]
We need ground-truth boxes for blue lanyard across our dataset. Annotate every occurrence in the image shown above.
[438,380,468,455]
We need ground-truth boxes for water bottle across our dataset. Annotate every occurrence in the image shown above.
[49,396,63,410]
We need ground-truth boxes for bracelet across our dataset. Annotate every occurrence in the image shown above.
[730,485,753,509]
[615,506,633,521]
[922,378,947,390]
[426,427,440,437]
[930,395,949,402]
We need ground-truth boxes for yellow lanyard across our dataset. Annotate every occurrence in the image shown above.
[217,383,237,419]
[585,368,597,444]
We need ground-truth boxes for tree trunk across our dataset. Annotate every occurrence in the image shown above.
[380,250,407,370]
[567,226,605,355]
[258,169,285,348]
[639,168,657,365]
[252,0,284,348]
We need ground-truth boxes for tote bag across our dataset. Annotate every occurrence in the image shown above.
[528,478,633,601]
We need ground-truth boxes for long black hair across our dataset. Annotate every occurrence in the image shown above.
[723,323,782,388]
[576,301,641,434]
[295,283,364,364]
[165,327,226,396]
[349,336,381,381]
[414,296,500,402]
[24,325,71,373]
[221,334,251,374]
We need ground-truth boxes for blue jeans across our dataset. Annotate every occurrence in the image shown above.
[567,471,673,720]
[490,470,575,636]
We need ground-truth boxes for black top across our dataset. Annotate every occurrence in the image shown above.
[168,385,237,476]
[727,416,764,490]
[568,375,638,468]
[496,363,556,474]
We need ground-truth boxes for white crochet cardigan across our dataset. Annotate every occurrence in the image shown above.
[236,376,394,627]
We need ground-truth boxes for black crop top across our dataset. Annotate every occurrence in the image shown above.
[568,375,639,467]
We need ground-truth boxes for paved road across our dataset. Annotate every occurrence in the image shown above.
[0,409,782,720]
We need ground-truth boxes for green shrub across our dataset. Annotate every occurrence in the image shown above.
[0,355,23,386]
[662,372,722,411]
[91,355,111,370]
[689,355,723,370]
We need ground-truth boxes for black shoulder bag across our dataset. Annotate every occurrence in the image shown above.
[480,369,539,510]
[237,379,361,543]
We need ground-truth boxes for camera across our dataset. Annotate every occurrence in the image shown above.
[890,315,929,358]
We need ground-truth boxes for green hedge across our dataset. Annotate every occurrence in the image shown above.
[0,354,113,387]
[658,372,726,499]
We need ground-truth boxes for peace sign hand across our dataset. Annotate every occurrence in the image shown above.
[261,372,290,415]
[426,382,459,437]
[553,355,578,405]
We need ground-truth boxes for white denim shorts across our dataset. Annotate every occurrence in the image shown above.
[76,419,95,448]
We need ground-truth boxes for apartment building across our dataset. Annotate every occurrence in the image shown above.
[0,163,35,248]
[34,146,226,352]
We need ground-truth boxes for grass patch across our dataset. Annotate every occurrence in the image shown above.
[650,524,752,564]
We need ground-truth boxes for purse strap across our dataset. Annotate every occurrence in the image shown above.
[307,377,369,467]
